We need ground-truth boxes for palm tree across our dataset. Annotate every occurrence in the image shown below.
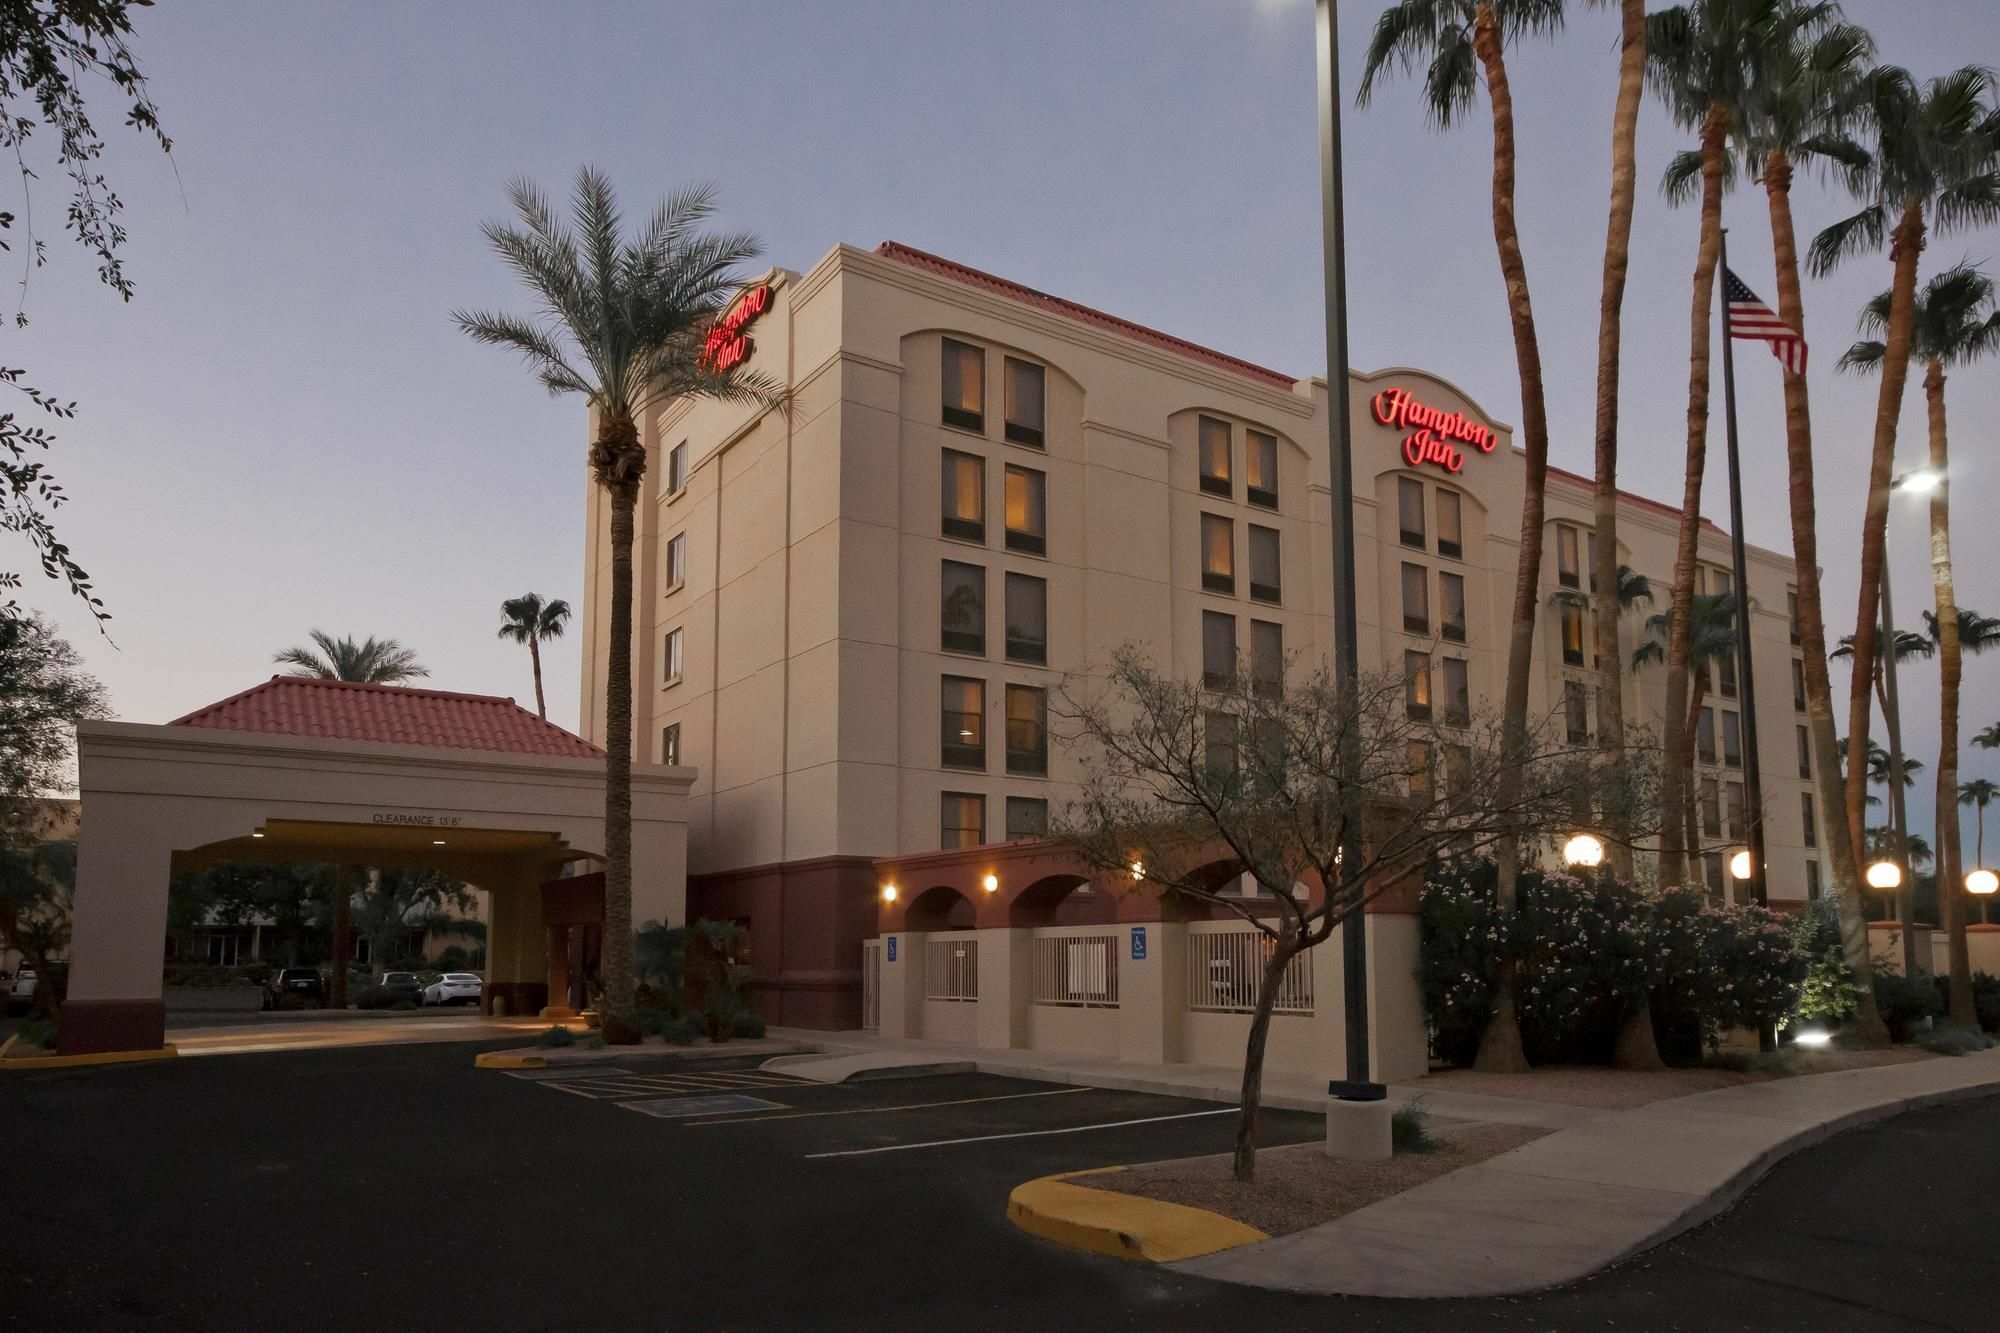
[1646,0,1815,888]
[1841,262,2000,1027]
[273,631,429,684]
[1829,627,1932,723]
[1809,65,2000,916]
[1360,0,1566,1074]
[496,593,573,722]
[1960,779,1998,868]
[1634,592,1739,865]
[1978,722,2000,751]
[1923,607,2000,655]
[456,170,780,1043]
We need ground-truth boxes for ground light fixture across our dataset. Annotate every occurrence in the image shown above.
[1561,832,1605,869]
[981,873,999,893]
[1792,1029,1833,1049]
[1865,859,1903,891]
[1728,849,1753,882]
[1966,868,1998,896]
[250,832,265,839]
[879,883,897,904]
[432,839,446,846]
[1129,859,1145,882]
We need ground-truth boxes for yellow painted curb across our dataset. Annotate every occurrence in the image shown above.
[0,1044,179,1071]
[474,1052,547,1069]
[1006,1167,1269,1263]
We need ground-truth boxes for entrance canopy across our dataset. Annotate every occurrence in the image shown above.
[62,677,693,1055]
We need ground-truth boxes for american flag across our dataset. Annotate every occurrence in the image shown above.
[1724,268,1807,375]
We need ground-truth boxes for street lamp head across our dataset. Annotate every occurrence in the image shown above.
[1893,468,1942,495]
[1865,859,1903,891]
[1562,832,1605,868]
[1967,867,1999,896]
[1728,849,1753,881]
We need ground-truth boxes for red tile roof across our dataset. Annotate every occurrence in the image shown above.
[874,242,1300,390]
[170,677,604,759]
[1545,463,1725,535]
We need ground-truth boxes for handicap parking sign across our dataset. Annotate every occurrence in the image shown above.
[886,936,898,963]
[1130,926,1147,960]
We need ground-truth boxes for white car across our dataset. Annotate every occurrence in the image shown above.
[5,967,36,1015]
[422,972,483,1007]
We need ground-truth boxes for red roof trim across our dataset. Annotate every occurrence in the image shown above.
[1545,463,1724,534]
[170,676,605,760]
[873,242,1300,390]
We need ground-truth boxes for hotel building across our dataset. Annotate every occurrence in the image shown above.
[578,241,1821,1045]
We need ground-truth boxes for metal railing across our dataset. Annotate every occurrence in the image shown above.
[1030,933,1119,1008]
[924,936,979,1002]
[1185,927,1313,1015]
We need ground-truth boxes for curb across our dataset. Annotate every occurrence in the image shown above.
[474,1052,547,1069]
[0,1044,180,1071]
[1007,1167,1268,1263]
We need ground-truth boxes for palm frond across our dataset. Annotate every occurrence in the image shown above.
[1837,339,1886,374]
[1661,148,1706,205]
[1933,170,2000,237]
[451,310,595,400]
[1808,203,1885,276]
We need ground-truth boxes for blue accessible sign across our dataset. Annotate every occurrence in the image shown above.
[1130,926,1147,960]
[886,936,898,963]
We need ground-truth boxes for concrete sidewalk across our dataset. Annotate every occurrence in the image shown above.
[1175,1047,2000,1298]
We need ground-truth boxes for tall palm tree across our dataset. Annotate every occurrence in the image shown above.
[273,631,429,684]
[1959,778,1998,870]
[270,631,430,1005]
[1829,627,1932,723]
[496,593,573,722]
[1809,65,2000,917]
[1922,607,2000,654]
[1360,0,1566,1074]
[1978,722,2000,751]
[1646,0,1812,888]
[1634,591,1739,864]
[1841,262,2000,1027]
[456,170,780,1043]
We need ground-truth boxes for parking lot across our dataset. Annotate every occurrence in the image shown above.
[3,1040,1996,1331]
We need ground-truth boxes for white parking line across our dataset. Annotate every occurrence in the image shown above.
[802,1107,1233,1158]
[689,1086,1087,1125]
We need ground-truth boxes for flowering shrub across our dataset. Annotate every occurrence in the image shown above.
[1420,858,1807,1066]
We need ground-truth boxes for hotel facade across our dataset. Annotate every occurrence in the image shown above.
[578,241,1822,1054]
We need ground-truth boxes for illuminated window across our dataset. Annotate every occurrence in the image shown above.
[1797,725,1811,779]
[1398,477,1425,548]
[1436,489,1463,559]
[1006,684,1048,776]
[941,449,985,543]
[1556,525,1581,589]
[661,723,680,766]
[664,627,684,684]
[941,338,984,432]
[1722,710,1742,767]
[1005,573,1046,665]
[1251,620,1283,699]
[1402,562,1429,634]
[665,532,686,591]
[667,442,689,495]
[1004,464,1046,556]
[1560,602,1585,666]
[940,792,985,849]
[1802,791,1817,847]
[1199,415,1232,497]
[1443,657,1469,726]
[1249,525,1281,604]
[1006,796,1048,841]
[1004,357,1044,447]
[1565,680,1590,743]
[1202,611,1236,688]
[1247,430,1278,508]
[1202,514,1235,594]
[1697,707,1717,764]
[1440,571,1467,643]
[941,675,985,769]
[1404,650,1431,719]
[940,560,985,656]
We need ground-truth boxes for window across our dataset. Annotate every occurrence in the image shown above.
[1436,490,1463,559]
[1246,430,1278,508]
[1201,514,1235,594]
[1560,602,1585,666]
[1801,791,1817,848]
[1709,567,1733,599]
[1722,710,1742,767]
[665,532,686,591]
[1805,858,1822,900]
[1006,796,1048,841]
[1444,744,1472,793]
[1251,620,1283,699]
[940,676,985,769]
[1004,357,1044,447]
[940,561,985,656]
[1407,741,1434,799]
[1402,562,1430,634]
[1004,573,1047,665]
[1718,650,1738,699]
[1198,415,1232,497]
[1440,571,1467,643]
[1398,477,1426,548]
[1797,724,1812,780]
[942,338,984,432]
[1703,852,1725,896]
[661,723,680,766]
[1404,650,1431,719]
[1788,589,1801,645]
[1204,711,1240,778]
[942,448,985,543]
[1701,777,1721,838]
[667,442,688,495]
[1248,525,1281,603]
[940,792,985,849]
[664,627,684,684]
[1726,780,1746,837]
[1556,524,1581,588]
[1565,679,1591,743]
[1005,684,1047,776]
[1202,611,1237,689]
[1792,658,1807,712]
[1443,657,1470,726]
[1586,532,1599,593]
[1696,707,1716,764]
[1004,464,1046,555]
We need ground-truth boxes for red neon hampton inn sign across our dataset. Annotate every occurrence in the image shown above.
[699,283,772,373]
[1371,386,1496,475]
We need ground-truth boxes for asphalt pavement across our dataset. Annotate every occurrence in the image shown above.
[1,1040,1994,1331]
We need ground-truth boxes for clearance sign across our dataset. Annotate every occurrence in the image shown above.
[1371,386,1496,475]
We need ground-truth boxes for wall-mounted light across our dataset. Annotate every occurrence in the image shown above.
[250,832,265,839]
[981,873,999,893]
[433,839,447,846]
[880,883,898,904]
[1130,860,1145,881]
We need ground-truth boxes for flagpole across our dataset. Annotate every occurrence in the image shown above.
[1718,228,1770,909]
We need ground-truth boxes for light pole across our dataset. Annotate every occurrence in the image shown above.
[1315,0,1373,1095]
[1880,468,1937,976]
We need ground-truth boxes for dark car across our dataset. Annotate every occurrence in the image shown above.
[378,972,425,1006]
[262,967,326,1010]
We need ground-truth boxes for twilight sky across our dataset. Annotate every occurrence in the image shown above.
[15,0,1999,853]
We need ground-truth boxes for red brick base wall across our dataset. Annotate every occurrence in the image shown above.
[689,855,879,1030]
